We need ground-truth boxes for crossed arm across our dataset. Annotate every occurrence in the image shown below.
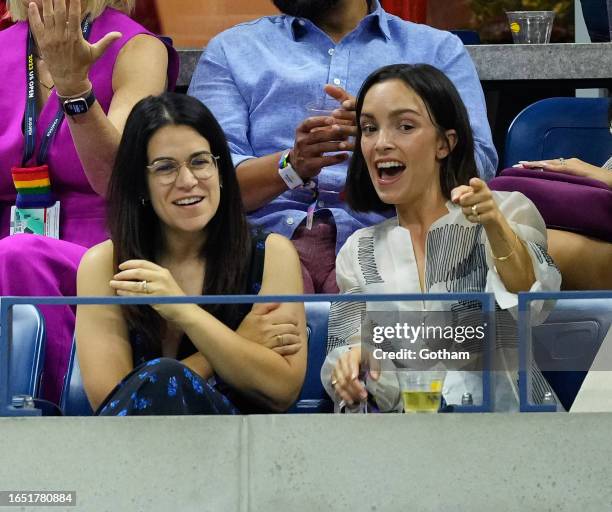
[76,235,307,412]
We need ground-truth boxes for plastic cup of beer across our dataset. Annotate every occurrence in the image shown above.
[399,371,445,413]
[506,11,555,44]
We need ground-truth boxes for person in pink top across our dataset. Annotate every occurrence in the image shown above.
[0,0,178,403]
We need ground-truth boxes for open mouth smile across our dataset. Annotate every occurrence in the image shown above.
[375,160,406,184]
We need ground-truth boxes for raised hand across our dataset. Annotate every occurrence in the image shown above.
[27,0,121,96]
[451,177,501,227]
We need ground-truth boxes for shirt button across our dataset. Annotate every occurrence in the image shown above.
[286,217,294,225]
[333,78,341,85]
[318,200,325,208]
[328,48,335,56]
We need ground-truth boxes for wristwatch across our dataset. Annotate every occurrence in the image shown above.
[278,149,305,190]
[60,88,96,116]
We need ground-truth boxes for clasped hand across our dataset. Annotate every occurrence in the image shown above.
[28,0,121,96]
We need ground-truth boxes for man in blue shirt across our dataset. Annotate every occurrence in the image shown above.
[188,0,497,293]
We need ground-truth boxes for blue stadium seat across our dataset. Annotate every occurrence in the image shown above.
[532,298,612,410]
[289,301,334,413]
[450,30,481,45]
[503,97,612,169]
[60,339,93,416]
[7,304,45,399]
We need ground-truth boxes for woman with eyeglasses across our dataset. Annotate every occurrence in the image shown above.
[75,93,307,415]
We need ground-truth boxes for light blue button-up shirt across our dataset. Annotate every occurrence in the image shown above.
[188,1,498,252]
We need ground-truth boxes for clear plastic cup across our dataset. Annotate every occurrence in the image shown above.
[398,370,445,413]
[305,98,339,118]
[506,11,555,44]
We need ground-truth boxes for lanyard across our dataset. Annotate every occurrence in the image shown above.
[22,17,92,167]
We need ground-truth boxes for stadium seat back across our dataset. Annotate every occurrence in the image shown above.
[532,298,612,410]
[503,97,612,169]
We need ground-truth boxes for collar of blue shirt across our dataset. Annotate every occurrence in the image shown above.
[284,0,392,42]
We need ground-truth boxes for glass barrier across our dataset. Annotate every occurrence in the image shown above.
[1,292,499,416]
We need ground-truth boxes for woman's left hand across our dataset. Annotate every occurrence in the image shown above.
[28,0,122,96]
[451,177,501,227]
[109,260,187,322]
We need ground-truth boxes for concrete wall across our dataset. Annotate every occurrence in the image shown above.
[1,413,611,511]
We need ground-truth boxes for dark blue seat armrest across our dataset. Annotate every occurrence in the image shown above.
[7,304,45,399]
[60,338,93,416]
[288,301,334,413]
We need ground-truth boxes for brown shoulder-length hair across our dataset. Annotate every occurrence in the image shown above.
[7,0,134,21]
[107,93,252,353]
[345,63,479,213]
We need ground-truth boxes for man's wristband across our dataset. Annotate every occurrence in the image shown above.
[278,149,305,190]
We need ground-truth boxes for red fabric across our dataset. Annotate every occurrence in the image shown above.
[381,0,427,23]
[0,1,13,31]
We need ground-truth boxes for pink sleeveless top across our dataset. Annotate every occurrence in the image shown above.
[0,8,179,247]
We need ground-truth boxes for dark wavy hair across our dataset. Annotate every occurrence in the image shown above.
[345,63,479,212]
[107,93,252,352]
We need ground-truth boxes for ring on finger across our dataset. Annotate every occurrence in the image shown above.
[277,334,283,346]
[471,204,479,216]
[559,157,566,167]
[331,379,338,387]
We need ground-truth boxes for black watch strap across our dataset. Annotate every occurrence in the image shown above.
[60,89,96,116]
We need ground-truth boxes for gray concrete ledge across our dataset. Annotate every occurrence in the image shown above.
[1,413,612,511]
[177,43,612,88]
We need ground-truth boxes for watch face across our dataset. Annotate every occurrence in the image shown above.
[64,98,88,115]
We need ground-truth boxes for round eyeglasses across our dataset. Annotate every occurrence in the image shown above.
[146,151,219,186]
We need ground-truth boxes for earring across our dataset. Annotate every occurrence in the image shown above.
[140,197,147,206]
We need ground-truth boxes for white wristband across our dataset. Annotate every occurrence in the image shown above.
[278,149,304,190]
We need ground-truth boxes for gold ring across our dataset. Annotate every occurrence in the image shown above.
[141,280,148,294]
[331,379,338,387]
[277,334,283,346]
[471,204,478,215]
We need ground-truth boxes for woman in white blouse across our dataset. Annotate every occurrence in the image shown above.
[322,64,561,411]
